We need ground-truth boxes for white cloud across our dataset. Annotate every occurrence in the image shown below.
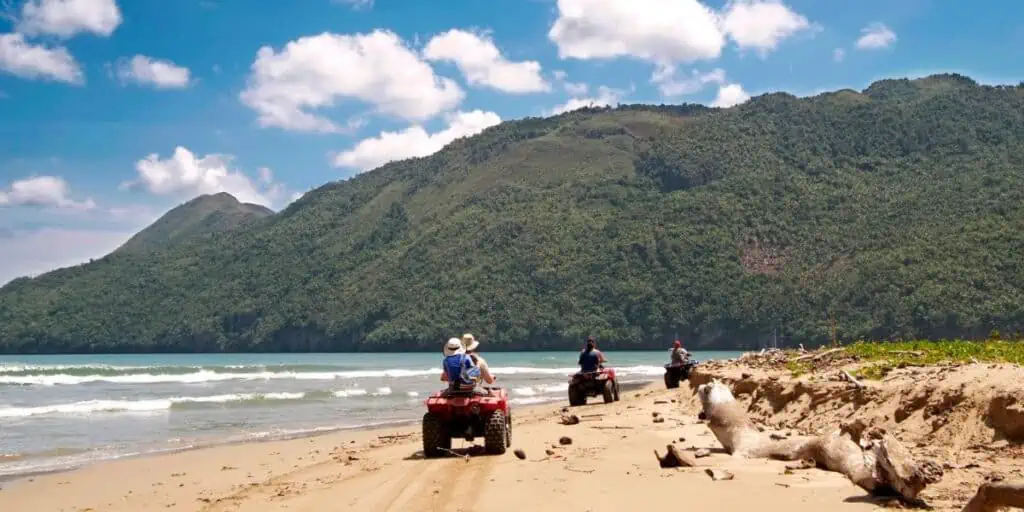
[548,0,813,64]
[423,29,550,94]
[124,147,284,207]
[332,110,501,172]
[0,227,138,286]
[16,0,122,38]
[856,22,896,50]
[548,85,625,115]
[549,0,724,63]
[333,0,373,9]
[0,175,95,210]
[833,48,846,62]
[240,30,464,133]
[710,83,750,108]
[720,0,814,56]
[115,55,192,89]
[0,33,83,84]
[651,64,725,97]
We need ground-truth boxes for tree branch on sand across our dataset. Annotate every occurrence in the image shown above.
[696,379,943,503]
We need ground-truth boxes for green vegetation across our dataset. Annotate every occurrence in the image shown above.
[1,74,1023,353]
[116,192,273,255]
[846,339,1024,366]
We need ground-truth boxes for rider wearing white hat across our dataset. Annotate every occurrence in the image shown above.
[443,337,464,357]
[460,333,495,385]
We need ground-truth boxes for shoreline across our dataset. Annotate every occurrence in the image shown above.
[0,382,656,486]
[0,377,884,512]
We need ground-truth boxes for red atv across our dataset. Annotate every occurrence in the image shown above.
[422,386,511,457]
[567,367,620,406]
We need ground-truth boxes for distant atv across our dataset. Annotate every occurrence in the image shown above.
[567,367,620,406]
[663,359,698,389]
[422,386,511,457]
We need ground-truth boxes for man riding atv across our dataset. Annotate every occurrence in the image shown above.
[440,335,495,393]
[578,336,606,372]
[663,339,697,389]
[568,337,619,405]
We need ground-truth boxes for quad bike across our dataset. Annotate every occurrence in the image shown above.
[663,358,698,389]
[567,367,620,406]
[422,386,511,458]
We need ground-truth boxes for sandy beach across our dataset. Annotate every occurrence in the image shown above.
[4,347,1022,512]
[0,381,878,512]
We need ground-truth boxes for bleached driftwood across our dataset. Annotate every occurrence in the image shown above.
[696,379,942,502]
[961,482,1024,512]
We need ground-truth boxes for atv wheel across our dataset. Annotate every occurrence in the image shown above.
[422,412,450,458]
[664,371,680,389]
[484,411,508,455]
[612,381,620,401]
[505,409,512,448]
[602,380,614,404]
[568,384,586,406]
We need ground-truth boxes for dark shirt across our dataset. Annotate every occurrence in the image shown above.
[578,349,601,372]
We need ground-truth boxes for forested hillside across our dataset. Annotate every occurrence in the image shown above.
[115,192,274,255]
[1,74,1022,353]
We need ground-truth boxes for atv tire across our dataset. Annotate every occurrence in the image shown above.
[612,381,620,401]
[568,384,586,406]
[505,409,512,448]
[422,412,450,458]
[484,410,508,455]
[664,370,680,389]
[602,380,614,404]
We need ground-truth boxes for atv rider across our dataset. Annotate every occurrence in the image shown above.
[669,340,690,366]
[578,336,606,373]
[461,333,496,385]
[440,338,482,393]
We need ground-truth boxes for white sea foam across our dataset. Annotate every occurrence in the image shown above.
[0,392,311,418]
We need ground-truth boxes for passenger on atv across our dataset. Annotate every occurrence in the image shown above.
[439,337,493,396]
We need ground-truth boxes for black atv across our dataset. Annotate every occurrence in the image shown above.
[663,359,698,389]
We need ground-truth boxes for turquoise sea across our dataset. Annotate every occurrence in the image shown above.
[0,351,741,479]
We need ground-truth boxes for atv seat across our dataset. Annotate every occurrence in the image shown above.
[441,387,490,397]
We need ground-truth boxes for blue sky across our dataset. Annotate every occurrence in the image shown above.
[1,0,1022,284]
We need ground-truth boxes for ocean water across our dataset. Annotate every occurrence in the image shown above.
[0,350,740,479]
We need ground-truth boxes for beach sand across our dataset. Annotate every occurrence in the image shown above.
[0,381,879,512]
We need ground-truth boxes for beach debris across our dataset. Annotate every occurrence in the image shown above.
[742,373,752,379]
[705,468,735,481]
[559,436,573,446]
[546,449,556,456]
[839,370,865,389]
[961,481,1024,512]
[589,425,633,430]
[785,459,816,471]
[514,449,527,460]
[652,411,660,417]
[678,437,686,442]
[694,449,711,459]
[378,433,412,441]
[560,413,581,425]
[221,465,236,471]
[655,444,698,468]
[653,416,665,423]
[654,400,669,404]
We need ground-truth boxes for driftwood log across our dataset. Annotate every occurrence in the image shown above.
[961,482,1024,512]
[696,379,942,502]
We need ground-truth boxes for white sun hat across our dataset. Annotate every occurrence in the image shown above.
[461,333,479,352]
[444,338,465,357]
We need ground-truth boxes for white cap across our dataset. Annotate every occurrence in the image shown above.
[444,338,465,357]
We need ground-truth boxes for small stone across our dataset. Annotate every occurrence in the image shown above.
[545,449,555,456]
[514,449,526,460]
[653,416,665,423]
[694,449,711,458]
[678,437,686,442]
[559,436,573,445]
[705,468,735,481]
[742,373,752,379]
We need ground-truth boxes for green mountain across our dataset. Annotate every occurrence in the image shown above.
[115,192,274,255]
[1,74,1022,354]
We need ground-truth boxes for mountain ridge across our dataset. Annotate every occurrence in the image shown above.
[114,192,274,255]
[1,73,1022,353]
